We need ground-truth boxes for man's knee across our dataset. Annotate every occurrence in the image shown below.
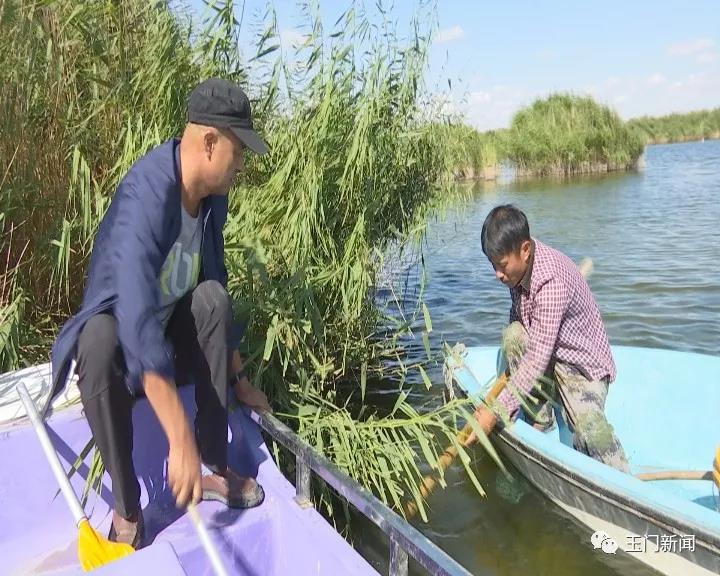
[192,280,232,323]
[574,411,617,453]
[573,410,629,472]
[77,313,121,397]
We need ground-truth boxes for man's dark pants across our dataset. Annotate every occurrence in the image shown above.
[76,280,232,518]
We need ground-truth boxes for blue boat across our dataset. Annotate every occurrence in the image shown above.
[445,345,720,576]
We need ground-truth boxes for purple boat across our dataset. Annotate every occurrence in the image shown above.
[0,363,469,575]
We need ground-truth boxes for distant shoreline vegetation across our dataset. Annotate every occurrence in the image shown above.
[447,95,719,180]
[628,108,720,145]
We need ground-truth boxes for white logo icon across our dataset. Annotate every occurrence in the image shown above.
[591,530,618,554]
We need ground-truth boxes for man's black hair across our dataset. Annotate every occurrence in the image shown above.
[480,204,531,261]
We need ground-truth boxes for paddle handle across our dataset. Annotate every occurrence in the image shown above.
[187,502,230,576]
[453,370,509,452]
[638,452,720,486]
[636,470,713,481]
[404,373,509,518]
[17,381,86,526]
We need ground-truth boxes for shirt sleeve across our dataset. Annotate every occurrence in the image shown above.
[496,278,568,417]
[113,181,175,388]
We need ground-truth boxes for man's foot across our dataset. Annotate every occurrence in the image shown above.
[201,468,265,509]
[108,509,144,549]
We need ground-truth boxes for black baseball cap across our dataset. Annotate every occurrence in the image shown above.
[187,78,268,155]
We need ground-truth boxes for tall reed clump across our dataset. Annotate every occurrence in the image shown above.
[433,123,500,180]
[0,217,27,373]
[628,108,720,144]
[223,4,501,520]
[506,93,645,177]
[0,0,210,356]
[1,0,497,521]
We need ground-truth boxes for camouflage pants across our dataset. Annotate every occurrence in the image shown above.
[502,322,630,473]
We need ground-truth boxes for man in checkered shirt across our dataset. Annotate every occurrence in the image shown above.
[471,204,629,472]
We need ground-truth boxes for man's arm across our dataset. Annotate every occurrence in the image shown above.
[113,182,200,507]
[496,278,568,417]
[472,278,569,439]
[208,195,270,414]
[113,181,175,384]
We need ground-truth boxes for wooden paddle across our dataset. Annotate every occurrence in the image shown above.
[404,257,595,519]
[638,448,720,486]
[17,382,134,571]
[404,373,508,518]
[636,470,714,481]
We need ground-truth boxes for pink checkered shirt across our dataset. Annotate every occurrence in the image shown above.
[496,239,616,417]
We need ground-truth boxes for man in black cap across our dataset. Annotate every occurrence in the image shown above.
[49,78,271,548]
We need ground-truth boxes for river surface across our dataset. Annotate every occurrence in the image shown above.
[362,140,720,575]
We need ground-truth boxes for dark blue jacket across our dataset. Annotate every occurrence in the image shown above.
[46,139,235,416]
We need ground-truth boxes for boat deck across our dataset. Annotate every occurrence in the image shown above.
[0,383,378,575]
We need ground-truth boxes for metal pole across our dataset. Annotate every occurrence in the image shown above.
[295,455,313,509]
[255,412,471,576]
[389,538,409,576]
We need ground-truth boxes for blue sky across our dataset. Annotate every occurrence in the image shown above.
[187,1,720,130]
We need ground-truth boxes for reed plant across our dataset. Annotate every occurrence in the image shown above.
[1,0,492,521]
[0,217,27,373]
[433,123,500,180]
[505,93,645,177]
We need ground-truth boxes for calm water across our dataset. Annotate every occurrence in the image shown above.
[364,141,720,576]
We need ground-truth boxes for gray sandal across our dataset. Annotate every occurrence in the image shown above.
[108,510,144,549]
[201,473,265,509]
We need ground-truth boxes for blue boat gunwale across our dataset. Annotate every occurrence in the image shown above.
[447,344,720,557]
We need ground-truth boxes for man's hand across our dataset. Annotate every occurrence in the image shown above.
[465,405,498,447]
[143,372,202,508]
[231,350,271,413]
[167,427,202,508]
[234,375,271,413]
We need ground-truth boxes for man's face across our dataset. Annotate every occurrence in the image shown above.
[489,240,532,288]
[204,128,245,195]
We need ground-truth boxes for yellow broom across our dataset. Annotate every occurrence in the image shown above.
[17,382,134,571]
